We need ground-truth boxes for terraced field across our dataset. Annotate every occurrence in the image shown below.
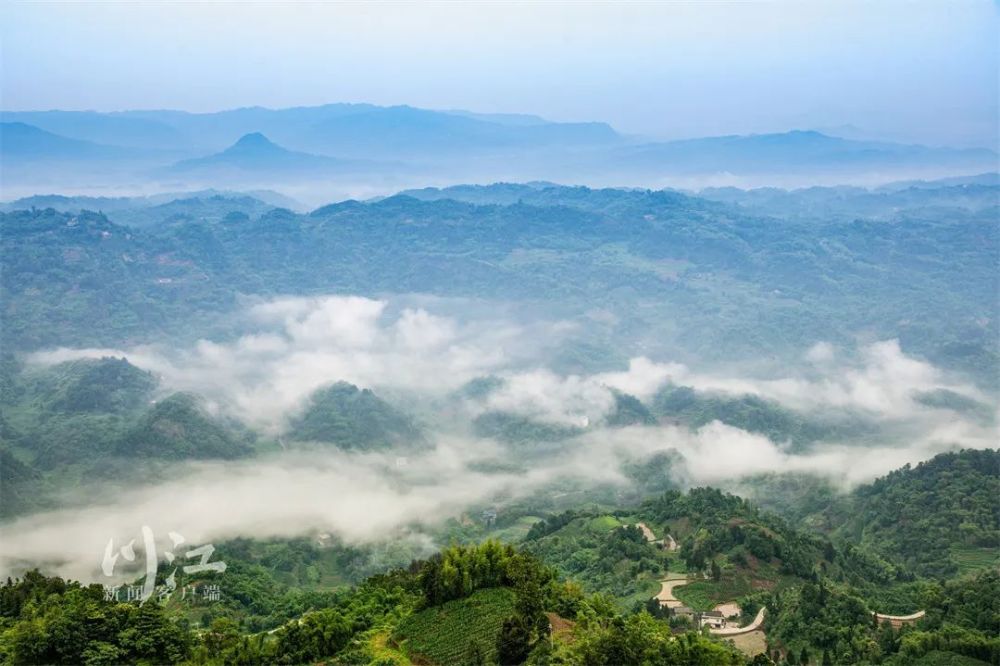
[950,546,1000,575]
[394,587,517,665]
[673,577,755,611]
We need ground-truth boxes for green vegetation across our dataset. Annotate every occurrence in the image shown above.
[0,538,752,665]
[473,412,583,445]
[118,393,254,460]
[642,488,826,580]
[552,600,745,665]
[0,357,256,517]
[764,569,1000,666]
[737,451,1000,583]
[829,450,1000,578]
[674,578,756,613]
[0,571,191,665]
[48,357,157,414]
[2,457,999,665]
[1,178,997,662]
[395,587,517,665]
[3,182,997,386]
[0,359,436,518]
[523,514,668,607]
[651,384,868,449]
[287,381,422,449]
[909,651,993,666]
[605,391,657,427]
[949,547,999,576]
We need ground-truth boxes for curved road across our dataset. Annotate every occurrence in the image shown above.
[655,576,690,608]
[710,607,766,636]
[873,610,925,628]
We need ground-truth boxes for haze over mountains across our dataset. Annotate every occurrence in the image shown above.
[3,103,996,204]
[3,2,999,662]
[2,105,998,666]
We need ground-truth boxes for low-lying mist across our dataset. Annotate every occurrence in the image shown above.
[5,294,995,581]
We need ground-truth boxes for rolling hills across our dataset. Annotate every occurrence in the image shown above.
[2,182,996,386]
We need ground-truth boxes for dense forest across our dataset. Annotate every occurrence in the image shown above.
[1,340,997,664]
[2,182,997,384]
[3,0,998,660]
[1,468,998,665]
[1,181,998,665]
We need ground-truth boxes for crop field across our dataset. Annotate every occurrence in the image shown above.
[674,577,755,611]
[489,515,544,542]
[911,650,995,666]
[394,587,517,665]
[950,547,999,575]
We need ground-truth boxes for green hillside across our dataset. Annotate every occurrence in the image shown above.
[31,357,157,414]
[3,484,998,666]
[394,587,517,665]
[651,383,871,449]
[828,450,1000,578]
[287,382,422,449]
[117,393,254,460]
[3,184,996,383]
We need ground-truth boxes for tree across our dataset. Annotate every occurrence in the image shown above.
[203,617,241,659]
[465,639,487,665]
[799,646,810,665]
[877,619,897,656]
[711,559,722,582]
[497,615,532,665]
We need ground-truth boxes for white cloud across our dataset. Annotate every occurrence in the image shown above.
[30,296,526,432]
[13,295,996,583]
[675,339,985,421]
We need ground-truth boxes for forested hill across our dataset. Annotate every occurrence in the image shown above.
[3,182,997,381]
[823,449,1000,578]
[2,481,998,666]
[737,449,1000,580]
[0,357,425,518]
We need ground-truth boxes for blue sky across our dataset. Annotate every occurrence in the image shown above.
[1,1,997,147]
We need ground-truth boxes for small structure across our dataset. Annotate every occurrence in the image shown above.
[698,610,727,630]
[673,605,696,619]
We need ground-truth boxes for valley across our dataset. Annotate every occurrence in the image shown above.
[1,174,998,664]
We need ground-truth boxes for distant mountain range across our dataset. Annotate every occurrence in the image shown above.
[0,121,132,161]
[606,130,997,177]
[2,104,619,156]
[163,132,387,177]
[2,103,997,196]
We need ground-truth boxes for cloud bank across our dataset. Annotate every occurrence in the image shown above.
[11,293,995,581]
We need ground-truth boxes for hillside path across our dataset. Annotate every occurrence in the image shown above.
[874,610,925,628]
[654,575,690,608]
[710,607,766,636]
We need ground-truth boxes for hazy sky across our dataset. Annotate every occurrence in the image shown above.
[2,1,997,147]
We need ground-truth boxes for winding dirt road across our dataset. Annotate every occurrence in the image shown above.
[710,607,766,636]
[654,575,690,608]
[874,610,925,628]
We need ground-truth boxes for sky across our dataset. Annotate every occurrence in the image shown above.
[1,1,997,147]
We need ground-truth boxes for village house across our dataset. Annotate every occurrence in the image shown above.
[672,605,696,619]
[698,610,727,629]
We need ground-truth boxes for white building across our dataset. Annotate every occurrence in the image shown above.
[698,611,727,629]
